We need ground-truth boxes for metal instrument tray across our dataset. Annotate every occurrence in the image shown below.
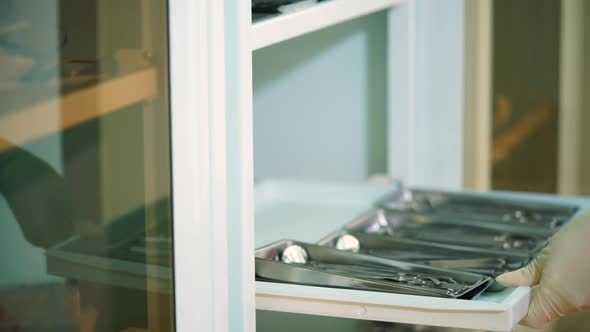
[252,180,590,331]
[378,187,579,236]
[318,231,531,278]
[343,209,548,255]
[256,240,493,300]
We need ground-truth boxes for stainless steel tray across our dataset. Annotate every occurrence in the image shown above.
[255,240,493,300]
[343,209,548,255]
[378,187,579,236]
[318,231,531,278]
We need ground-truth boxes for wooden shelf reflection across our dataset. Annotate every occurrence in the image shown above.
[0,67,158,152]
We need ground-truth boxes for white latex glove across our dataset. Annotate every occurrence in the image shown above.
[496,213,590,329]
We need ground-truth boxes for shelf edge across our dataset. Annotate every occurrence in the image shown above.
[256,282,525,331]
[251,0,400,51]
[256,281,512,312]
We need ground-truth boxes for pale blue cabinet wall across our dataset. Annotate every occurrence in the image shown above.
[410,0,466,189]
[389,0,468,190]
[254,0,468,190]
[253,12,388,182]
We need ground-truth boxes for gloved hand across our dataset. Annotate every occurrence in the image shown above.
[496,213,590,329]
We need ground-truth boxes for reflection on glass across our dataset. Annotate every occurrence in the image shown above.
[0,1,174,331]
[491,0,560,193]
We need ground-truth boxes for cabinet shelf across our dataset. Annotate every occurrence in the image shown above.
[253,180,590,331]
[256,282,529,332]
[0,67,158,152]
[46,180,590,331]
[251,0,399,50]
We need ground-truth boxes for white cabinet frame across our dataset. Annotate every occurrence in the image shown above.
[169,0,220,330]
[168,0,255,331]
[167,0,495,330]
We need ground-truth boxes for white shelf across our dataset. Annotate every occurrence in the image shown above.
[45,179,590,331]
[256,283,530,332]
[251,0,400,50]
[254,179,590,331]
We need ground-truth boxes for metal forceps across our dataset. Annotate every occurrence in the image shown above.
[303,261,467,295]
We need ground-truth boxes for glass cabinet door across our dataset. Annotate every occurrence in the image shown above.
[0,0,175,331]
[490,0,561,194]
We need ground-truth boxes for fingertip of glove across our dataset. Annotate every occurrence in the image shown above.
[495,270,520,287]
[496,266,540,287]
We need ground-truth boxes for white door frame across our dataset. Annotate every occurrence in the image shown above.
[169,0,220,330]
[168,0,255,330]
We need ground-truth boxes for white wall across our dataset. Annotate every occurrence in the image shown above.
[253,12,388,182]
